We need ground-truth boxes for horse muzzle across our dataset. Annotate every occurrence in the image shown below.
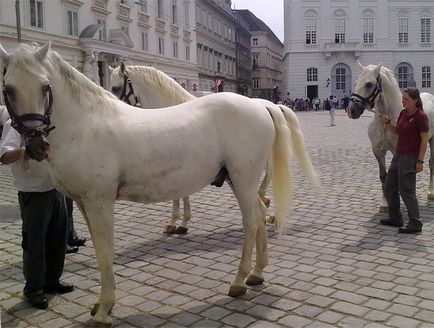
[347,102,364,119]
[24,132,51,161]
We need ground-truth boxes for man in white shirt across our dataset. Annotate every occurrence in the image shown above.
[0,120,74,309]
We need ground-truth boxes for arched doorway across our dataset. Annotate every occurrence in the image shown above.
[331,63,352,101]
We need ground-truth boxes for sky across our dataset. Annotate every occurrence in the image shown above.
[232,0,284,42]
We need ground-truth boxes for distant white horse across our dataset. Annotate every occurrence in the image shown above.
[1,42,297,324]
[347,63,434,209]
[109,62,318,233]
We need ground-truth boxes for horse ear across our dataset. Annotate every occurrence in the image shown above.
[374,63,382,76]
[120,61,126,74]
[357,60,364,70]
[0,43,10,66]
[35,40,51,61]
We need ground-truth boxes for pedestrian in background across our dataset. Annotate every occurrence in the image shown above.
[381,87,429,233]
[0,120,74,309]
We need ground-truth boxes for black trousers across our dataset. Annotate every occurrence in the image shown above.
[18,189,67,294]
[65,196,78,243]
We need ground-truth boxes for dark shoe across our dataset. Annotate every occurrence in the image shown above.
[380,218,403,227]
[66,245,79,254]
[25,292,48,309]
[399,224,422,234]
[44,281,74,294]
[69,237,86,247]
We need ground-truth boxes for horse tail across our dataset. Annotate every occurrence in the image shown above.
[265,105,293,235]
[278,105,320,187]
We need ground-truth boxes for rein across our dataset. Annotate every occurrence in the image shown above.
[119,72,141,107]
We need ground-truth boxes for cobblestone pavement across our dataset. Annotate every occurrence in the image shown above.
[0,110,433,328]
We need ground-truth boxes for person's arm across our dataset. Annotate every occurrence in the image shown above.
[382,115,398,135]
[416,132,429,173]
[0,147,26,164]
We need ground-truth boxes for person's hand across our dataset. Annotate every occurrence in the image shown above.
[416,161,423,173]
[382,115,391,125]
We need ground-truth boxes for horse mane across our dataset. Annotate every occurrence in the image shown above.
[380,66,402,103]
[12,43,117,105]
[127,66,195,103]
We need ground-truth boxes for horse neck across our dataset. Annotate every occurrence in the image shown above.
[375,77,402,122]
[131,69,195,108]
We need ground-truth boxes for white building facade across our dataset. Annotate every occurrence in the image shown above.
[283,0,434,102]
[0,0,198,91]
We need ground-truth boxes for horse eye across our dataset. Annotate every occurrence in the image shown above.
[365,82,373,88]
[3,85,15,97]
[111,87,121,94]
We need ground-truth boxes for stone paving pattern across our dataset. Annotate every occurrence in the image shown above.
[0,111,433,328]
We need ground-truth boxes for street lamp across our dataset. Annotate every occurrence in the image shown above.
[15,0,21,43]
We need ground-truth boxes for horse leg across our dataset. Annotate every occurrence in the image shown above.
[259,163,272,208]
[246,196,268,286]
[427,138,434,201]
[174,196,191,234]
[228,184,258,297]
[164,199,180,234]
[373,148,388,213]
[79,199,115,324]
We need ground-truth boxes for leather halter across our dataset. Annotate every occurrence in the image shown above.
[350,74,383,111]
[119,72,140,107]
[2,69,55,138]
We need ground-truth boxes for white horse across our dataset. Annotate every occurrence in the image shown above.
[347,63,434,209]
[108,62,318,233]
[0,42,297,324]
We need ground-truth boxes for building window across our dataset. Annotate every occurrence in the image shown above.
[398,18,408,43]
[30,0,43,28]
[66,10,78,36]
[157,0,163,19]
[421,18,431,43]
[307,68,318,82]
[184,1,190,28]
[252,38,258,46]
[305,19,316,44]
[334,19,345,43]
[397,65,409,88]
[141,32,148,51]
[158,37,165,55]
[363,18,373,43]
[171,0,177,25]
[422,66,431,88]
[97,18,106,41]
[252,53,259,70]
[253,79,259,89]
[173,41,178,58]
[336,67,346,90]
[185,44,190,60]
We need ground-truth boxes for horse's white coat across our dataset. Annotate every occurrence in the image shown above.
[0,42,295,324]
[109,64,319,230]
[348,63,434,204]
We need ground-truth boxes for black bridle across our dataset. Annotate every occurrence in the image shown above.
[119,71,140,107]
[2,69,55,139]
[350,73,383,111]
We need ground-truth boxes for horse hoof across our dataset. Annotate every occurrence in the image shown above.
[90,303,99,316]
[175,226,188,234]
[267,216,275,224]
[379,206,388,213]
[246,275,264,286]
[228,285,247,297]
[164,225,177,234]
[427,194,434,201]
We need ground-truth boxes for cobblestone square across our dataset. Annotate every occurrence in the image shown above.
[0,111,433,327]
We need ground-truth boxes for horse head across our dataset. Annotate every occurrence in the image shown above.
[0,41,54,161]
[108,61,140,107]
[348,62,383,119]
